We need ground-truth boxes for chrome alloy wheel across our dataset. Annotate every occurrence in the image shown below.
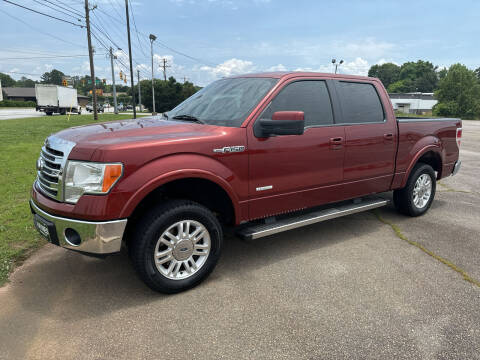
[413,174,432,209]
[154,220,211,280]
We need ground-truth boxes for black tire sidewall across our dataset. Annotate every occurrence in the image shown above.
[405,163,436,216]
[136,201,222,293]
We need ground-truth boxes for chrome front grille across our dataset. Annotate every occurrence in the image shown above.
[37,146,63,198]
[36,135,76,201]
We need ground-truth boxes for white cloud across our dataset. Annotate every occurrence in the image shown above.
[200,58,256,78]
[339,57,370,76]
[267,64,287,72]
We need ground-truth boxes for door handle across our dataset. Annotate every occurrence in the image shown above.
[384,133,394,140]
[329,137,343,149]
[330,137,343,144]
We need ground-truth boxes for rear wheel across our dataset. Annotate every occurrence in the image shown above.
[393,162,436,217]
[131,199,223,293]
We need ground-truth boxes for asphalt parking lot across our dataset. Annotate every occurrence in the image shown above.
[0,121,479,360]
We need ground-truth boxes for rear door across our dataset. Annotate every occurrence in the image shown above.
[247,79,345,219]
[333,80,397,197]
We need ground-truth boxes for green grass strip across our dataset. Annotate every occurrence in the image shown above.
[374,210,480,288]
[0,113,147,286]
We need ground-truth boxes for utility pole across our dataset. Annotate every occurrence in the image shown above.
[125,0,136,119]
[137,69,141,112]
[161,58,171,81]
[183,76,188,83]
[149,34,156,115]
[109,47,118,114]
[84,0,98,120]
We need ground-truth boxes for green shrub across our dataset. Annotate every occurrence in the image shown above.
[0,100,37,107]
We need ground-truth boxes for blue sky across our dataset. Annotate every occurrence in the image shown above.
[0,0,479,86]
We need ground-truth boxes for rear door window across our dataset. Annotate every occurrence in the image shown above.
[336,81,384,124]
[262,80,334,127]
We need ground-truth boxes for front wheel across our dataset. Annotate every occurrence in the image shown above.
[131,200,223,293]
[393,162,436,217]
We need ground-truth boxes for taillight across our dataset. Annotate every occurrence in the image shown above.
[456,127,462,148]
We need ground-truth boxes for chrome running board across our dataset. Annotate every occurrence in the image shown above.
[237,197,389,240]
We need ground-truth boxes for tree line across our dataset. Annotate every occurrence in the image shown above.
[368,61,480,119]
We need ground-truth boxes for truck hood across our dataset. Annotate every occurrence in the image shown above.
[53,116,229,160]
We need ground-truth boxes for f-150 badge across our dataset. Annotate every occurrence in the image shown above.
[213,146,245,154]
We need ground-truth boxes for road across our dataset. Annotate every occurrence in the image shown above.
[0,107,143,120]
[1,121,479,360]
[0,108,44,120]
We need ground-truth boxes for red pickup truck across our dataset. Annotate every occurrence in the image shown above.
[31,72,462,293]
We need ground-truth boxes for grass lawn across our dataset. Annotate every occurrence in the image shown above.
[0,113,146,285]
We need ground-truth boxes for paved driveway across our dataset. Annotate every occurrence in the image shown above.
[1,121,479,360]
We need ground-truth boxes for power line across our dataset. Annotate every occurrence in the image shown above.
[129,0,148,59]
[45,0,84,17]
[0,8,86,48]
[31,0,83,21]
[90,27,149,79]
[0,54,104,60]
[90,3,217,67]
[2,0,85,28]
[1,70,43,76]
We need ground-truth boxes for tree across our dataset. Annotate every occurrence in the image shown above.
[41,69,65,85]
[140,77,201,113]
[433,64,480,119]
[0,73,16,87]
[368,63,400,89]
[388,79,415,93]
[475,67,480,82]
[16,76,36,88]
[397,60,438,92]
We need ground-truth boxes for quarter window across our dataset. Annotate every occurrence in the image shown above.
[262,80,334,127]
[336,82,384,124]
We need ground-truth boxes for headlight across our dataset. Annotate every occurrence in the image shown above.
[64,161,123,204]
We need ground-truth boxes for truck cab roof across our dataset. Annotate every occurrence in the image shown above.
[229,71,376,82]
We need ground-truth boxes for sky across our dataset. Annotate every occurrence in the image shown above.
[0,0,479,87]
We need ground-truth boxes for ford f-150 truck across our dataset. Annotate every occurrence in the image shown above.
[30,72,462,293]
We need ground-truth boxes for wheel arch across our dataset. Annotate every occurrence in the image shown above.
[401,145,443,188]
[121,170,240,224]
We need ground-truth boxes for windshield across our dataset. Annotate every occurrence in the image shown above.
[166,77,278,127]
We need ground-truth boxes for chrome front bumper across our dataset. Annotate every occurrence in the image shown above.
[452,160,461,176]
[30,200,127,255]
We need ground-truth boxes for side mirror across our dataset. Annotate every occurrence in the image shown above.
[254,111,305,137]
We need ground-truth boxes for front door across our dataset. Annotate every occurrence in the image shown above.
[247,79,346,220]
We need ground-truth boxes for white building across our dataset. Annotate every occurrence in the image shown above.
[389,93,438,115]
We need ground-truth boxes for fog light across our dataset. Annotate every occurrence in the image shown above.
[64,228,81,246]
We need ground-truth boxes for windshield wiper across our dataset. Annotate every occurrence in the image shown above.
[171,114,205,124]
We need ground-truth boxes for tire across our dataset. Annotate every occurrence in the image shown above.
[46,112,53,116]
[393,162,436,217]
[131,199,223,293]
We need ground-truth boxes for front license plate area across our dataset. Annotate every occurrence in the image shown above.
[34,214,59,245]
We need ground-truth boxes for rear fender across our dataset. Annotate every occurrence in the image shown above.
[401,136,443,187]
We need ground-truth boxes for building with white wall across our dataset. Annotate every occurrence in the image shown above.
[389,93,438,115]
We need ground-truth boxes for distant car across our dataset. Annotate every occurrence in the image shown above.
[86,103,104,113]
[126,105,133,110]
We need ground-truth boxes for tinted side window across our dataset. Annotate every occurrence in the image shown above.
[336,82,384,124]
[262,80,334,127]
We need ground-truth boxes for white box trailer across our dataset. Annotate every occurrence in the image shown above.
[35,84,81,115]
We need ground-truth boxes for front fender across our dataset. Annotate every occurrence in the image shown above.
[117,153,244,223]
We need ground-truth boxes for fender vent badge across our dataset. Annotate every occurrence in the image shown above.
[213,146,245,154]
